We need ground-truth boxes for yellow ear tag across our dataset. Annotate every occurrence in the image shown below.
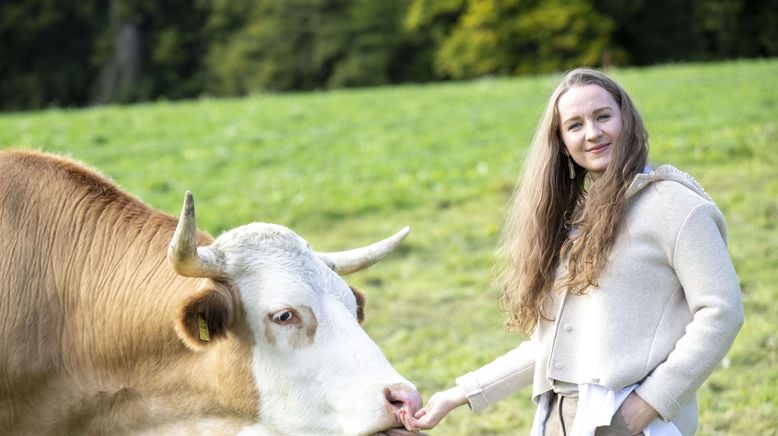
[197,314,211,342]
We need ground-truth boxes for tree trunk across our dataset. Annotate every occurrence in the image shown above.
[93,0,141,104]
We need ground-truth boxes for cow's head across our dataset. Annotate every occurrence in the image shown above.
[167,192,420,435]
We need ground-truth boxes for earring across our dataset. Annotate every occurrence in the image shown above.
[567,156,576,180]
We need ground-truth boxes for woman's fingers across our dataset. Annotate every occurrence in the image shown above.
[399,408,419,431]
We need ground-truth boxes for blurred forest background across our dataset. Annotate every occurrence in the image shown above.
[2,0,776,111]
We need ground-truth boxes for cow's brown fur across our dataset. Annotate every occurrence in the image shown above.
[0,150,259,434]
[261,305,318,350]
[351,286,366,323]
[291,306,318,349]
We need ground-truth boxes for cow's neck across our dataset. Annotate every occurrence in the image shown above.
[48,197,259,431]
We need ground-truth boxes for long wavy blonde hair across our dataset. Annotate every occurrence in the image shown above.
[498,68,649,335]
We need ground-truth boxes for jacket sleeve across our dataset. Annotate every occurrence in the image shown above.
[635,202,744,420]
[455,337,537,412]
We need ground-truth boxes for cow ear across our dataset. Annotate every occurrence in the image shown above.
[176,279,235,351]
[350,286,366,324]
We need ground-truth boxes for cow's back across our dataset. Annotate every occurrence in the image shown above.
[0,150,207,432]
[0,151,88,397]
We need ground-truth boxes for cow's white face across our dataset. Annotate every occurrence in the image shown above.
[205,223,418,435]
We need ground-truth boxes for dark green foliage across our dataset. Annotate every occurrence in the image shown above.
[209,0,356,92]
[0,0,103,110]
[728,0,778,57]
[0,0,209,110]
[203,0,427,93]
[91,0,210,103]
[593,0,778,64]
[0,0,775,110]
[429,0,615,78]
[328,0,424,88]
[135,0,210,101]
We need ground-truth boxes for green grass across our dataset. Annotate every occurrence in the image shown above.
[1,59,776,435]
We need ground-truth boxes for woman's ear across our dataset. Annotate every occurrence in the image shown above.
[175,279,235,351]
[350,286,366,324]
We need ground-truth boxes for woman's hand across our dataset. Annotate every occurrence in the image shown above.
[405,386,468,430]
[618,392,659,435]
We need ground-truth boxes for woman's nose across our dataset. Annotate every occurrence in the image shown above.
[585,122,602,140]
[586,123,602,141]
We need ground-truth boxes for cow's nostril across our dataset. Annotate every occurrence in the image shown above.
[384,383,422,414]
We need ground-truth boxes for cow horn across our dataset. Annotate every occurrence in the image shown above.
[316,226,410,275]
[167,191,225,278]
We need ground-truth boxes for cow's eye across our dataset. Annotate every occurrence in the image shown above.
[271,310,295,324]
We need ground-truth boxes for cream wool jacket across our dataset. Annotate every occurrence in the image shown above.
[456,166,744,435]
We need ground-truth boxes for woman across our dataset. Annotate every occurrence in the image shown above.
[406,68,744,435]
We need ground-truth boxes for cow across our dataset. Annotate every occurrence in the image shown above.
[0,149,422,435]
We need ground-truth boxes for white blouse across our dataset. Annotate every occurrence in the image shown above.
[530,383,682,436]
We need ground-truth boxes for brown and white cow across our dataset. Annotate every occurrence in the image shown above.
[0,150,421,435]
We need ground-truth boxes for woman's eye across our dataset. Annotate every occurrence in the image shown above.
[567,122,582,131]
[272,310,295,324]
[597,114,611,121]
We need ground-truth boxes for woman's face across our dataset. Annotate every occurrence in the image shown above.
[557,84,623,180]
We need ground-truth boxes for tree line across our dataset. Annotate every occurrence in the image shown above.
[1,0,775,111]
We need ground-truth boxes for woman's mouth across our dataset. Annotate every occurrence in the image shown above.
[587,143,610,153]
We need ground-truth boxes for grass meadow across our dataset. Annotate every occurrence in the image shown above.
[1,59,776,435]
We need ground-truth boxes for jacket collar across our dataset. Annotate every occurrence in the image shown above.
[625,165,711,201]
